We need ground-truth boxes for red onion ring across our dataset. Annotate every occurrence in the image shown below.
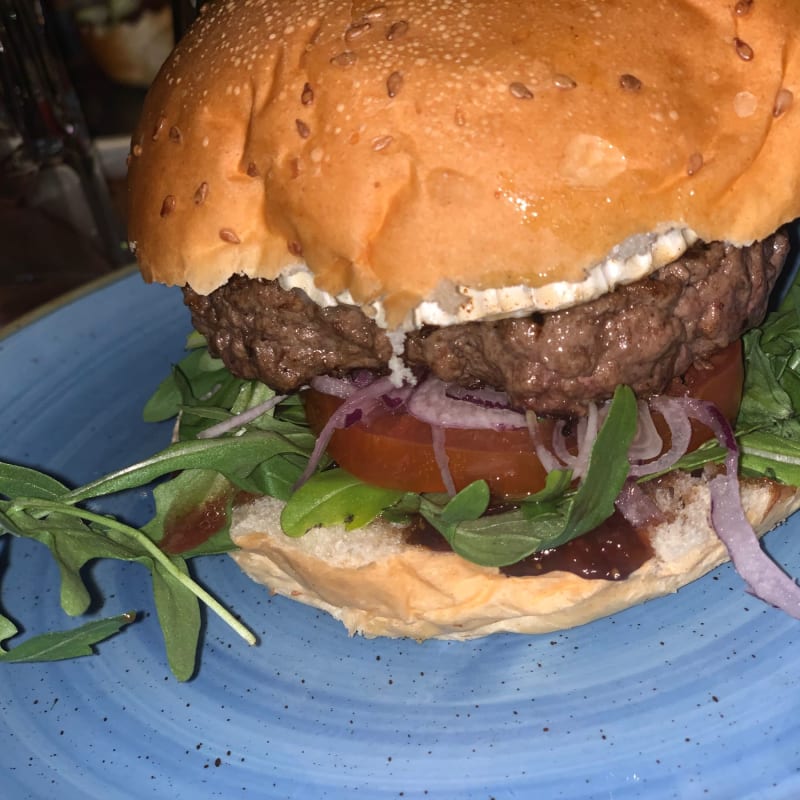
[310,375,358,399]
[627,402,663,463]
[571,403,600,480]
[627,396,693,476]
[682,398,800,619]
[294,376,398,489]
[196,394,288,439]
[526,411,564,473]
[407,377,527,430]
[430,425,456,496]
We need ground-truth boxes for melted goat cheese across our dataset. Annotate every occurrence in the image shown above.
[278,226,698,331]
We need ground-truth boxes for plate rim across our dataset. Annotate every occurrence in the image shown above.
[0,264,140,344]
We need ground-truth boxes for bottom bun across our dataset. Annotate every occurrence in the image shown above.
[229,473,800,640]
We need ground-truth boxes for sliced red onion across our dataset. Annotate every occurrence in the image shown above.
[682,398,737,458]
[196,394,288,439]
[627,402,663,463]
[294,376,397,489]
[615,479,662,527]
[430,424,456,496]
[682,398,800,619]
[627,396,692,477]
[309,375,359,399]
[571,402,600,480]
[407,376,527,431]
[545,403,602,480]
[526,411,564,473]
[709,472,800,618]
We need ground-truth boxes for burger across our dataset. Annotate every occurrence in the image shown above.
[126,0,800,638]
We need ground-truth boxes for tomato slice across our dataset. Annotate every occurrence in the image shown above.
[302,342,744,498]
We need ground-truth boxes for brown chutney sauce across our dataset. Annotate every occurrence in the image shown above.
[403,509,654,580]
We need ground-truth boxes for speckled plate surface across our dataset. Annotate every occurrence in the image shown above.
[1,270,800,800]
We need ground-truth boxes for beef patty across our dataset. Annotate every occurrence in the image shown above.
[183,232,788,416]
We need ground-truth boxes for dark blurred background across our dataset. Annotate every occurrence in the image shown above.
[0,0,202,324]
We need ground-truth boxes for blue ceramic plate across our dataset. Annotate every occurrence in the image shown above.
[1,270,799,800]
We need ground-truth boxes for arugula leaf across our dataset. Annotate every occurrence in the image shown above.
[61,432,308,504]
[379,492,422,524]
[739,283,800,429]
[248,453,309,502]
[144,349,227,423]
[419,386,637,566]
[424,505,569,567]
[281,469,405,536]
[557,384,637,542]
[149,559,201,681]
[0,612,136,663]
[1,496,256,678]
[739,431,800,485]
[440,480,490,524]
[2,502,144,616]
[0,462,69,501]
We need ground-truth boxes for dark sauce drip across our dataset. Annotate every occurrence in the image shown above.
[161,490,258,555]
[162,491,652,581]
[404,509,653,581]
[500,511,653,580]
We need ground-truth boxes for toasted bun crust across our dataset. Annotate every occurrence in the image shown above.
[229,474,800,639]
[127,0,800,325]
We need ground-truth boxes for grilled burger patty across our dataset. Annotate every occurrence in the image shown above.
[183,233,788,415]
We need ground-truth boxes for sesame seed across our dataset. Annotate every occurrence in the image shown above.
[364,4,387,20]
[132,144,143,157]
[301,82,314,105]
[553,74,577,90]
[371,135,393,151]
[509,82,534,100]
[125,154,132,167]
[246,162,260,177]
[454,108,466,126]
[619,73,642,91]
[152,115,166,141]
[169,125,183,143]
[296,119,311,138]
[386,71,404,98]
[345,20,371,42]
[160,195,176,217]
[773,88,794,117]
[734,38,754,61]
[219,228,241,244]
[687,152,704,176]
[194,182,209,204]
[386,20,409,41]
[734,0,753,15]
[330,51,358,67]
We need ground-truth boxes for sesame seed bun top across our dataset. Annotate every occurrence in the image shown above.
[127,0,800,328]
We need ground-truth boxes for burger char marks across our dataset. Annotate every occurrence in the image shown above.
[183,233,787,414]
